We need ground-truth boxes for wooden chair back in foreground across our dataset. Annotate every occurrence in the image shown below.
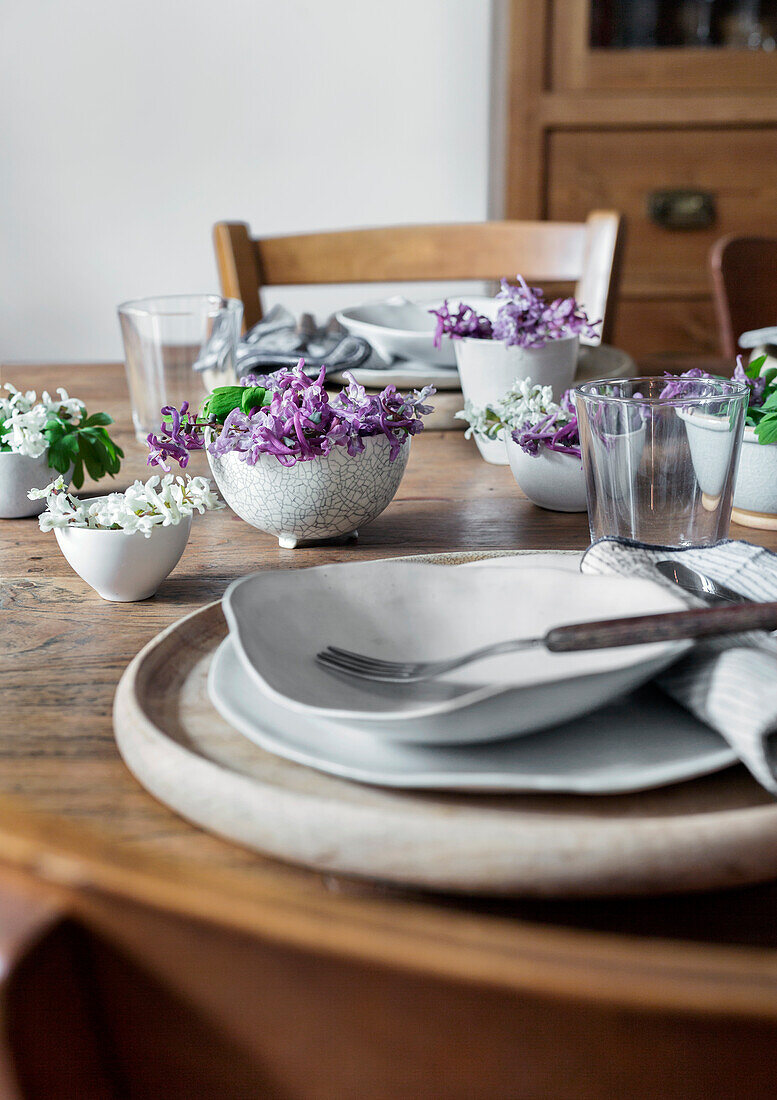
[711,235,777,359]
[213,214,624,344]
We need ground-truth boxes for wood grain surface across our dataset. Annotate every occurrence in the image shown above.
[3,361,777,1021]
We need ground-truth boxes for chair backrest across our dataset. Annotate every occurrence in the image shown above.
[213,214,624,345]
[711,235,777,358]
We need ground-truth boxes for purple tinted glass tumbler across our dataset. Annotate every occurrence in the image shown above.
[574,376,749,547]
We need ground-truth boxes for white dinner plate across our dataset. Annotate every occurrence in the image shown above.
[222,559,691,745]
[328,341,635,392]
[208,637,736,794]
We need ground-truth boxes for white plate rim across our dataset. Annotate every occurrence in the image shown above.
[208,636,737,795]
[222,560,693,724]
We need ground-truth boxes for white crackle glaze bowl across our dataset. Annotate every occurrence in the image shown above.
[0,450,73,519]
[732,428,777,528]
[207,434,411,548]
[504,436,587,512]
[55,512,192,601]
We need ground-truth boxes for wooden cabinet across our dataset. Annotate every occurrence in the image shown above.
[504,0,777,359]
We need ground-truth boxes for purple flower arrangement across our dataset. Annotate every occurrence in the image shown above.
[431,276,600,351]
[660,357,777,443]
[147,362,435,471]
[512,390,581,459]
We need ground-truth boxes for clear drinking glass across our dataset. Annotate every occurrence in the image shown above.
[574,376,749,547]
[118,295,243,441]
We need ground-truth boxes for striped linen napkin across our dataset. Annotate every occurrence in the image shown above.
[580,538,777,794]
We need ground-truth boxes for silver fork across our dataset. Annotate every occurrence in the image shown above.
[316,601,777,683]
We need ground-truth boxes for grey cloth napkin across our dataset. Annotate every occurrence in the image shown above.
[235,305,372,378]
[581,538,777,794]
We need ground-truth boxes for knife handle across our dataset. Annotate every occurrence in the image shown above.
[545,601,777,652]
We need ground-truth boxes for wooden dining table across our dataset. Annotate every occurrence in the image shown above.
[3,360,777,1099]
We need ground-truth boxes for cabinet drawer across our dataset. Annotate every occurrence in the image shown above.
[547,127,777,297]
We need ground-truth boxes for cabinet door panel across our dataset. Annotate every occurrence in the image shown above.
[547,128,777,298]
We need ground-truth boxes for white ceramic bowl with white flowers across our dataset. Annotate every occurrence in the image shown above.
[32,474,222,601]
[208,433,410,548]
[0,385,84,517]
[504,437,587,512]
[0,383,122,517]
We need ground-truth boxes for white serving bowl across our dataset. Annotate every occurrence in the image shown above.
[54,513,192,601]
[336,295,497,367]
[455,335,579,465]
[223,560,690,745]
[0,450,73,518]
[207,434,410,548]
[732,427,777,528]
[504,436,587,512]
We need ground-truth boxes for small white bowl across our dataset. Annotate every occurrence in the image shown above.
[0,450,72,519]
[54,514,192,601]
[732,427,777,529]
[504,436,587,512]
[455,336,579,465]
[207,434,410,548]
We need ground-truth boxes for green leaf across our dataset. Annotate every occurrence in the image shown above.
[70,456,84,490]
[759,391,777,412]
[240,386,267,414]
[762,367,777,388]
[746,354,768,380]
[203,386,245,422]
[81,411,113,427]
[755,414,777,445]
[47,440,72,473]
[78,435,104,481]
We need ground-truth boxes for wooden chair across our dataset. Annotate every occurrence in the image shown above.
[711,235,777,358]
[213,214,624,345]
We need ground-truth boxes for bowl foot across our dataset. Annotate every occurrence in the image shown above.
[278,530,359,550]
[731,506,777,531]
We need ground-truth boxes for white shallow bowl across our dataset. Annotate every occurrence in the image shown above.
[209,639,735,794]
[505,437,587,512]
[0,450,73,518]
[223,560,690,745]
[207,433,410,548]
[336,296,497,367]
[55,514,191,601]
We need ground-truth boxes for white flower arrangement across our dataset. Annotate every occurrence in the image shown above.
[29,473,224,537]
[0,385,85,458]
[456,377,560,441]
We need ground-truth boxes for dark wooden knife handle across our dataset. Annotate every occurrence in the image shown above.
[544,601,777,652]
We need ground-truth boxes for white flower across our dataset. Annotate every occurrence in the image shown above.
[31,473,224,538]
[0,383,84,459]
[456,378,561,441]
[41,387,85,421]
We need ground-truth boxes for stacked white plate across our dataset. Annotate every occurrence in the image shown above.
[208,554,736,794]
[331,296,636,391]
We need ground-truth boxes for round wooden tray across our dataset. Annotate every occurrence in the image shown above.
[113,554,777,898]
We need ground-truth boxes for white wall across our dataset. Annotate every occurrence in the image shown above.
[0,0,494,363]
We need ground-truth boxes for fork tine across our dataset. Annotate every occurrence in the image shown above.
[315,652,415,681]
[323,646,417,672]
[317,654,417,677]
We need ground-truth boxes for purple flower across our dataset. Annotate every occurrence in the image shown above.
[511,388,582,459]
[430,301,493,348]
[733,354,767,407]
[147,360,435,470]
[430,276,599,352]
[493,277,600,349]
